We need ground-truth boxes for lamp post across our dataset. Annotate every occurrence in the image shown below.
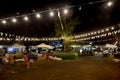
[57,8,69,39]
[57,8,66,51]
[57,8,64,35]
[50,7,68,38]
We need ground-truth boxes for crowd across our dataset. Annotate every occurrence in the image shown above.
[0,49,62,74]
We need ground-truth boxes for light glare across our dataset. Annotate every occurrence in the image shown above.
[64,9,68,14]
[111,27,114,30]
[36,13,41,18]
[2,20,6,24]
[107,1,113,7]
[106,28,109,31]
[50,11,54,16]
[79,6,81,10]
[24,16,28,21]
[101,30,104,32]
[12,18,17,23]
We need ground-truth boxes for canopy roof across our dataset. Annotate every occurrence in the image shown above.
[36,43,54,49]
[105,44,117,48]
[9,43,25,48]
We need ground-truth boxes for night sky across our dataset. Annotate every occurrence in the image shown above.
[0,0,120,37]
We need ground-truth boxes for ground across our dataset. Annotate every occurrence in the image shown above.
[0,56,120,80]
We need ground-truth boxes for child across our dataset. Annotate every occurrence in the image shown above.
[9,53,16,73]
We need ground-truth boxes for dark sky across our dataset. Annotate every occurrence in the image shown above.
[0,0,120,37]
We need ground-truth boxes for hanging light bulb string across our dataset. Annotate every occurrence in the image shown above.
[0,23,119,42]
[0,0,116,42]
[0,0,109,22]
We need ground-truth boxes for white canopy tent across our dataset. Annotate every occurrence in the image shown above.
[8,43,25,49]
[36,43,54,49]
[8,43,26,52]
[105,44,117,48]
[71,45,81,48]
[82,45,91,48]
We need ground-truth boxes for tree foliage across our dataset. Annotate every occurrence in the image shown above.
[114,24,120,47]
[54,14,80,52]
[54,15,80,38]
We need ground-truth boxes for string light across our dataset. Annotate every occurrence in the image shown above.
[0,38,3,41]
[0,0,108,24]
[63,8,68,14]
[9,34,11,37]
[97,31,101,34]
[32,9,36,13]
[24,38,27,41]
[0,33,3,36]
[6,38,10,41]
[15,38,19,41]
[49,11,54,17]
[101,30,104,32]
[91,32,93,35]
[0,1,113,44]
[0,32,55,42]
[79,5,81,10]
[94,32,96,34]
[106,28,109,31]
[24,16,28,21]
[16,12,20,15]
[2,20,6,24]
[0,0,117,42]
[111,27,114,30]
[36,13,41,18]
[107,1,113,7]
[5,33,8,36]
[73,24,119,41]
[12,18,17,23]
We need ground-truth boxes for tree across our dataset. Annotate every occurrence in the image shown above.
[55,15,80,38]
[114,32,120,47]
[54,13,80,52]
[114,24,120,47]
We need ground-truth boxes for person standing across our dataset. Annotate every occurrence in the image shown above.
[0,54,3,67]
[9,53,16,73]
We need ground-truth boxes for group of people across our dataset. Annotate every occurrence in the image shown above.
[0,52,17,73]
[0,49,62,74]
